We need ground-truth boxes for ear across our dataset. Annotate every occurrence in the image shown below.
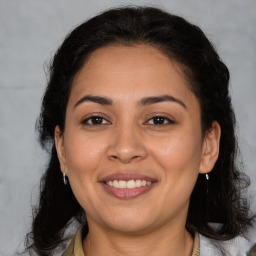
[55,126,68,175]
[199,121,221,174]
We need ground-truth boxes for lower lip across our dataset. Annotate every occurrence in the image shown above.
[101,182,155,199]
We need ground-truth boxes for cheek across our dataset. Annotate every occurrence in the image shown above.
[63,133,107,209]
[149,128,203,180]
[64,132,107,179]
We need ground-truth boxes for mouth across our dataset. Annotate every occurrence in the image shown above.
[100,173,157,199]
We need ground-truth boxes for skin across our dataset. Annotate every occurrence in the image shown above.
[55,44,221,256]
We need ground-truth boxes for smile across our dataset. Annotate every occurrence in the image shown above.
[100,173,156,199]
[105,180,152,189]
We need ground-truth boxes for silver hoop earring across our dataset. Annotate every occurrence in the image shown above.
[206,173,209,180]
[63,173,68,185]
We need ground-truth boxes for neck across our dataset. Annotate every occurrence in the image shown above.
[83,220,194,256]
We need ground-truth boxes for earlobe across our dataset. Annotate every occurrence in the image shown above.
[199,121,221,174]
[54,126,67,175]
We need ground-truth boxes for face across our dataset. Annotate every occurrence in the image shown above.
[55,44,220,234]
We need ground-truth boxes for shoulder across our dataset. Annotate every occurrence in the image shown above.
[199,233,255,256]
[62,227,84,256]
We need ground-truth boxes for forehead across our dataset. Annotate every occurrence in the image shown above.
[82,44,176,72]
[70,44,196,106]
[76,44,188,79]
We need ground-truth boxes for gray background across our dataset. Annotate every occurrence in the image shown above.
[0,0,255,255]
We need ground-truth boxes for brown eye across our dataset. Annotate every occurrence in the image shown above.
[153,116,165,125]
[82,116,110,125]
[147,116,174,125]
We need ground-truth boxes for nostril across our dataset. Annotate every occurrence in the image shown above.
[109,154,142,163]
[106,138,148,163]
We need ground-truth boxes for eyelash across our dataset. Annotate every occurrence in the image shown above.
[81,115,111,125]
[145,116,175,126]
[81,115,175,126]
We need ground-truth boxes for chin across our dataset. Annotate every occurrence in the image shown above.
[97,211,158,234]
[107,221,154,234]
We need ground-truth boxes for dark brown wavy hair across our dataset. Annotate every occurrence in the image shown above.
[25,6,254,256]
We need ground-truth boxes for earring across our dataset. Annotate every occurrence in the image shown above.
[205,173,209,194]
[63,173,68,185]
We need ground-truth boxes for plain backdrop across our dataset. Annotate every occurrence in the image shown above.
[0,0,255,255]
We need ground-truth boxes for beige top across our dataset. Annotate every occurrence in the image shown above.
[63,227,200,256]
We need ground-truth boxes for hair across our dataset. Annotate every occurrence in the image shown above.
[25,6,254,256]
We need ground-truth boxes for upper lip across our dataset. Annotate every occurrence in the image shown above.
[100,172,156,182]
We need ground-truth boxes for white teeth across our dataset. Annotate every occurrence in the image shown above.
[119,180,126,188]
[106,179,152,189]
[113,180,119,187]
[135,180,141,187]
[127,180,136,188]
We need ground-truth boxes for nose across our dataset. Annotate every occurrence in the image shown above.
[106,124,148,164]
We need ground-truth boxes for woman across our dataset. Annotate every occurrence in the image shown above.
[26,6,255,256]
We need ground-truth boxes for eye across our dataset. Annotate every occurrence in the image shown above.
[82,115,110,125]
[147,116,174,125]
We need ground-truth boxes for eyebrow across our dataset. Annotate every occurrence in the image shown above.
[74,94,187,109]
[138,95,187,109]
[74,95,113,109]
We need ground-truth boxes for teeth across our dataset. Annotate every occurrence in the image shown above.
[106,180,152,189]
[119,180,126,188]
[127,180,135,188]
